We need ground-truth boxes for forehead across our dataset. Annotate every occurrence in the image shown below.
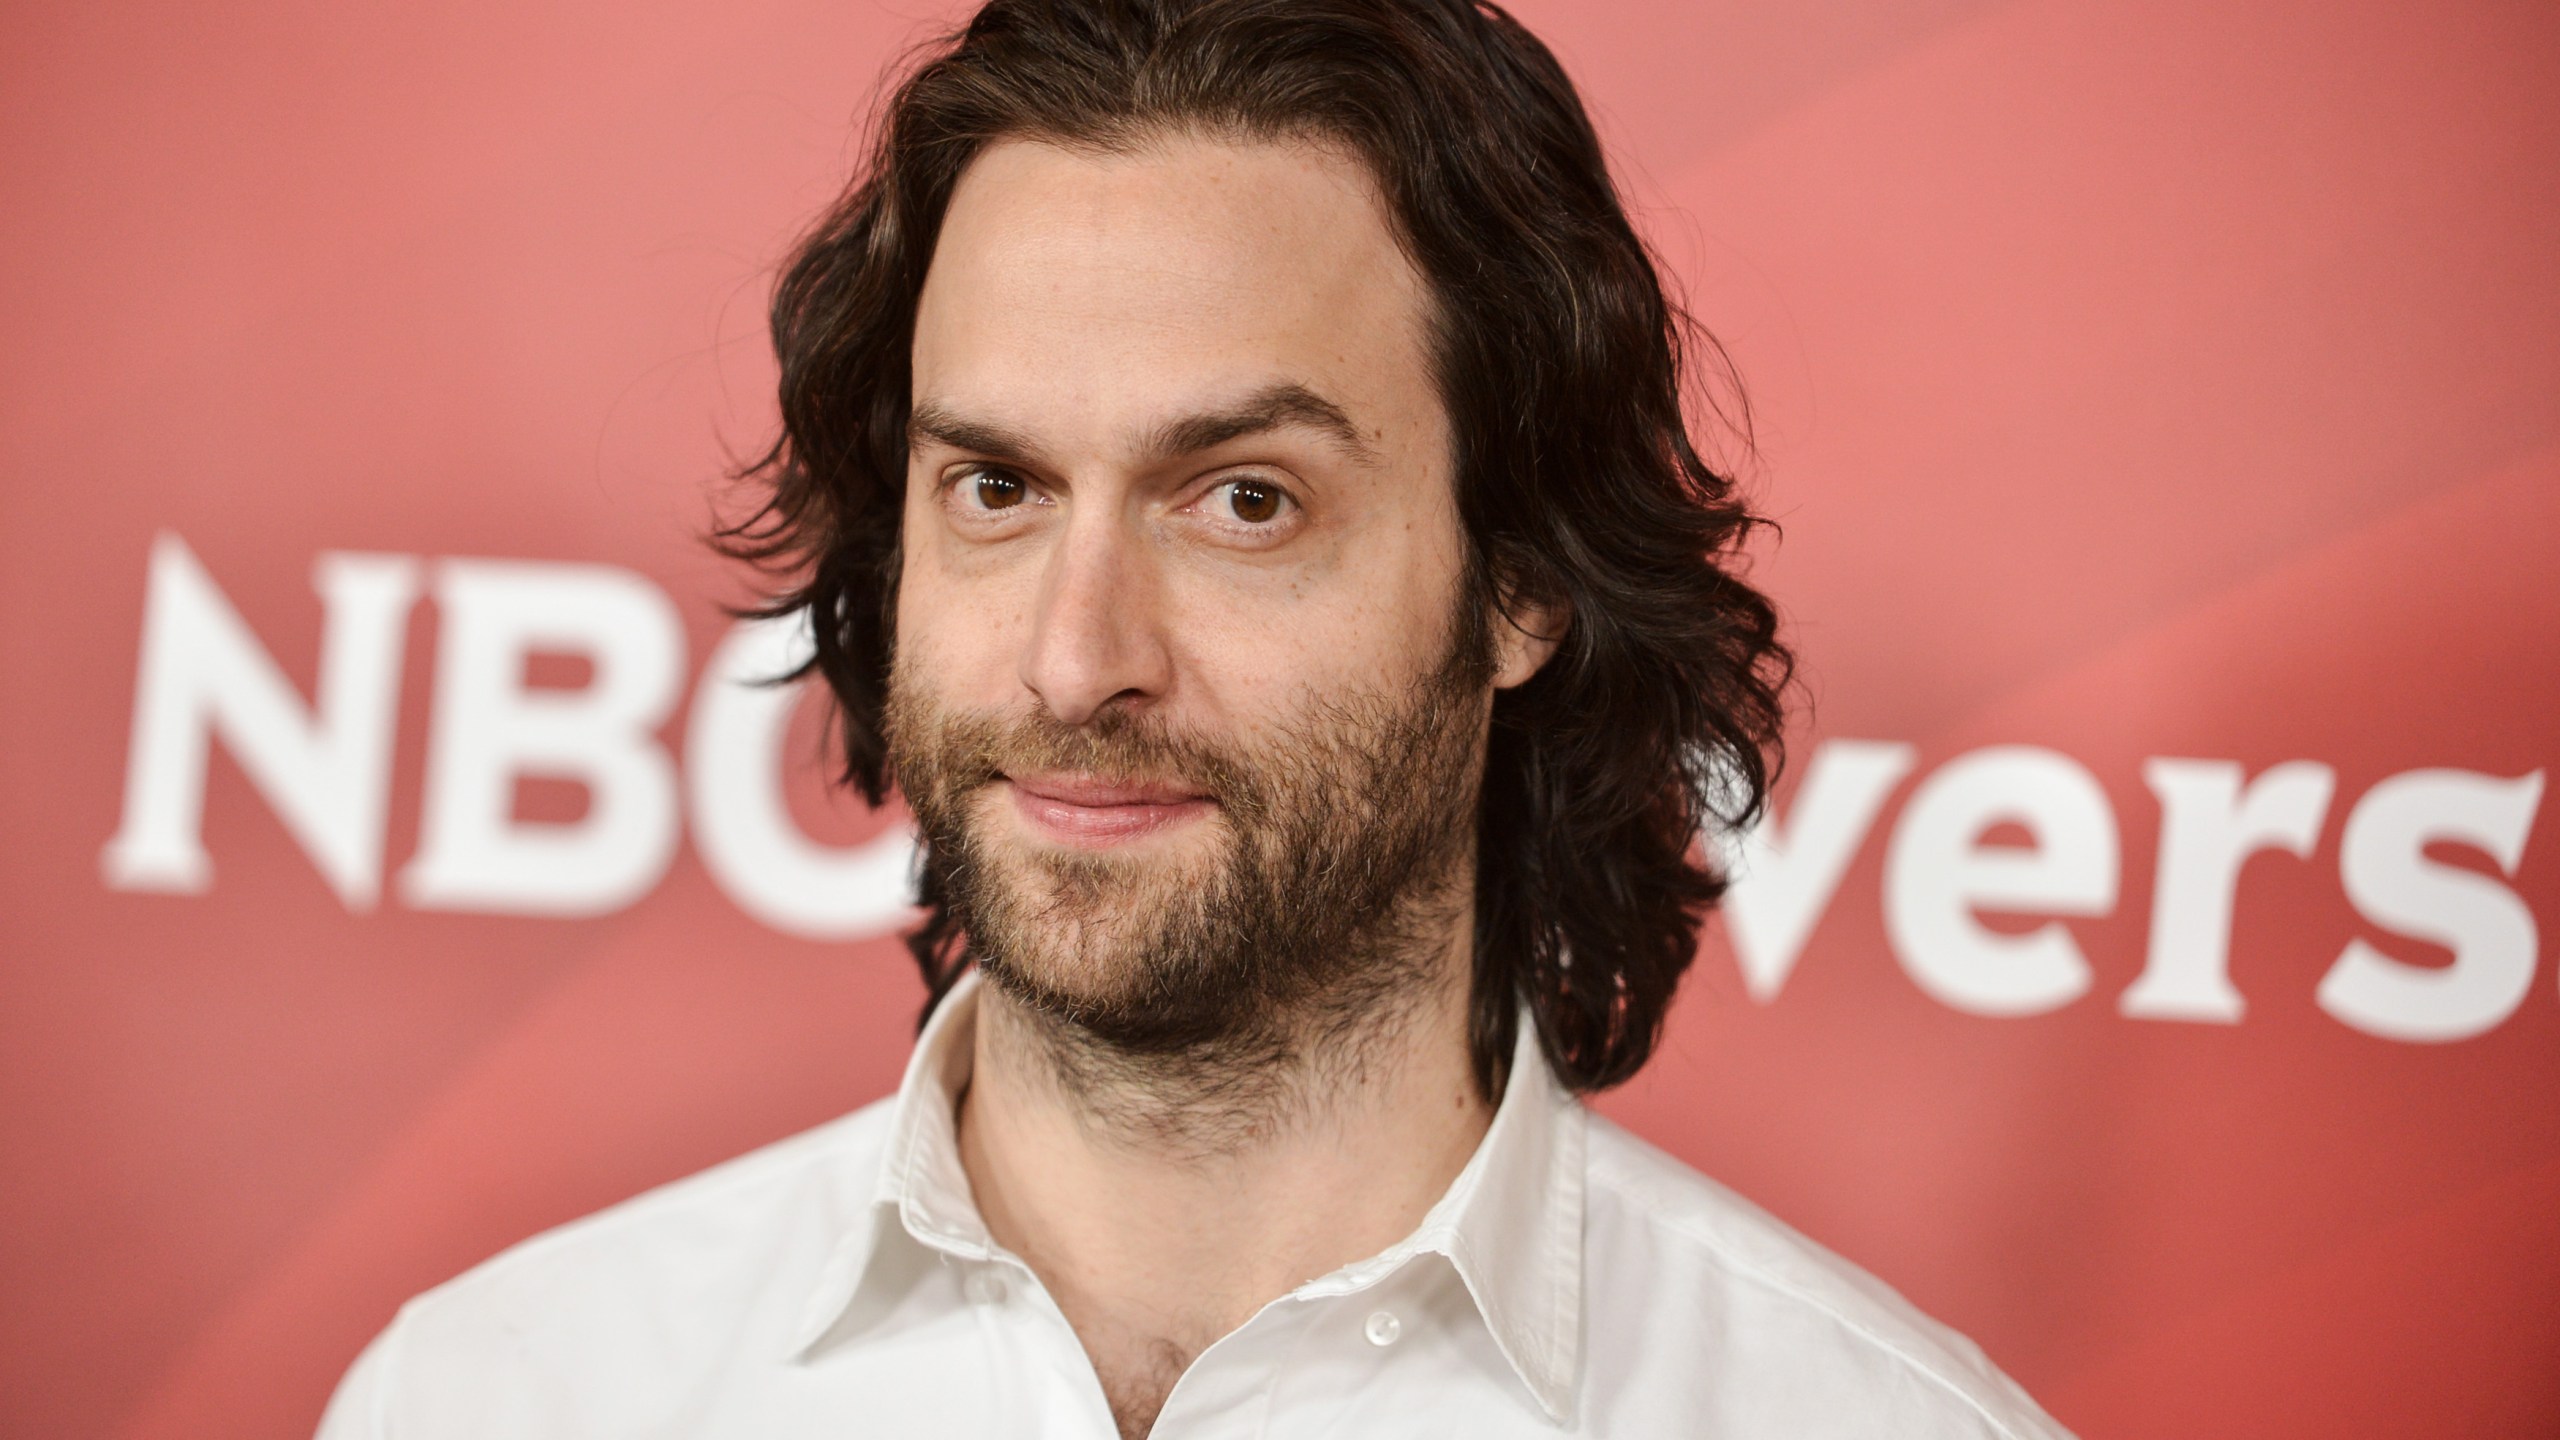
[911,133,1436,447]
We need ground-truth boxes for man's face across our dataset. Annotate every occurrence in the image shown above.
[889,134,1528,1054]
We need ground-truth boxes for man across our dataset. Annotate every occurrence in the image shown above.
[321,1,2072,1436]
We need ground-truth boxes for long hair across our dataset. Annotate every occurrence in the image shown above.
[723,0,1792,1095]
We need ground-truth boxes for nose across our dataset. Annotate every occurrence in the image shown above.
[1018,506,1171,725]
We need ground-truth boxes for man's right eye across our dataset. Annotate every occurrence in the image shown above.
[958,468,1028,510]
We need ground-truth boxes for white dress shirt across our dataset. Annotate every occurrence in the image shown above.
[319,973,2073,1438]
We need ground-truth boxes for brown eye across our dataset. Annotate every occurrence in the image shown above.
[971,471,1027,510]
[1223,479,1283,524]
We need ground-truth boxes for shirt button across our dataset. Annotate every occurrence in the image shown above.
[964,1270,1009,1305]
[1363,1310,1402,1347]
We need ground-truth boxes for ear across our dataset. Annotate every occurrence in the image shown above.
[1490,592,1569,690]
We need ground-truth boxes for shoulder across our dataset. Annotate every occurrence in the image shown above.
[402,1097,894,1329]
[1576,1115,2074,1440]
[318,1099,897,1439]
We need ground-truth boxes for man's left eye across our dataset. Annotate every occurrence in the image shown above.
[1213,479,1290,525]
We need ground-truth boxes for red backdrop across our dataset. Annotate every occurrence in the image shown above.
[5,1,2554,1436]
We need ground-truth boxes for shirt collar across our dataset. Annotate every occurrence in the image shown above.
[790,970,1585,1424]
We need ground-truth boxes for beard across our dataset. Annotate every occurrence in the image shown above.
[884,615,1494,1074]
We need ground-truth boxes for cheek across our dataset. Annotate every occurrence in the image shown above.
[1161,533,1460,727]
[894,541,1029,710]
[1337,499,1467,646]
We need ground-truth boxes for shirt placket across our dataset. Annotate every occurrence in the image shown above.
[1144,1290,1321,1439]
[956,1249,1126,1439]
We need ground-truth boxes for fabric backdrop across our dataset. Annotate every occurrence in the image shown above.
[4,1,2554,1435]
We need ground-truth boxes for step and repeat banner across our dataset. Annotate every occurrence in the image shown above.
[4,1,2553,1435]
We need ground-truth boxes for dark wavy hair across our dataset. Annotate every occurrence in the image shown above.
[724,0,1792,1095]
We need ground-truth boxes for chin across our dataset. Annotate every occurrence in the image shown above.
[970,838,1217,984]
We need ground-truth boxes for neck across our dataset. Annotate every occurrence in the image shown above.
[954,916,1493,1437]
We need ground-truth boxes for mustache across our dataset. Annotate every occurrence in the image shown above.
[892,700,1275,822]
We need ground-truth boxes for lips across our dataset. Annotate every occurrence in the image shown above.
[1002,771,1216,846]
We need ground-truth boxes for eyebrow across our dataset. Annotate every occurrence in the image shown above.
[907,381,1377,470]
[1142,382,1376,466]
